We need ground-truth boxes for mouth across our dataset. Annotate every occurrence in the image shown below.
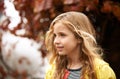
[56,46,64,51]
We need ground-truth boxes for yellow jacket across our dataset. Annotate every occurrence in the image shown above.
[45,58,116,79]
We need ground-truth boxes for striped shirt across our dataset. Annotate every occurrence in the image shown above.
[64,68,82,79]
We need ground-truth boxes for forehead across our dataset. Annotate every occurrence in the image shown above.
[53,22,72,33]
[53,22,68,31]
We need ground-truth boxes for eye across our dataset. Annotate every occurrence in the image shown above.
[59,33,66,37]
[53,33,56,37]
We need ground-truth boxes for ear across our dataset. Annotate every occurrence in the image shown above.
[77,38,82,44]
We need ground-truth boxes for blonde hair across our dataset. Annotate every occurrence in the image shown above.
[45,11,103,79]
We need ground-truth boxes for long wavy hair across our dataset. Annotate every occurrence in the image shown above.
[45,11,103,79]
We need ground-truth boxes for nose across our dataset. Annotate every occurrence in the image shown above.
[54,36,60,45]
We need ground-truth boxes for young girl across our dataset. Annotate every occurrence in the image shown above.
[45,11,116,79]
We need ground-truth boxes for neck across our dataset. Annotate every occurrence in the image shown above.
[67,56,82,69]
[67,44,82,69]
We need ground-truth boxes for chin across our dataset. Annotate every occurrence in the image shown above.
[58,52,66,55]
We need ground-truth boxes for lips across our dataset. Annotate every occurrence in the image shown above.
[56,46,64,51]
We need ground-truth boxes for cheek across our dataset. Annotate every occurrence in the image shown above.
[64,40,78,50]
[63,43,77,55]
[53,39,55,45]
[53,42,57,49]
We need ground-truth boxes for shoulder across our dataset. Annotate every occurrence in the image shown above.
[45,63,55,79]
[94,58,108,66]
[94,58,116,79]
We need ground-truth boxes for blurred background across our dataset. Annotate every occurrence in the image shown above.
[0,0,120,79]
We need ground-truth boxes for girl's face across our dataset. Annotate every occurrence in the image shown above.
[53,22,81,56]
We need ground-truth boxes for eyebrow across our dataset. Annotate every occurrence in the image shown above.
[53,31,65,35]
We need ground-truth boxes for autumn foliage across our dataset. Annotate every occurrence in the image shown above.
[0,0,120,79]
